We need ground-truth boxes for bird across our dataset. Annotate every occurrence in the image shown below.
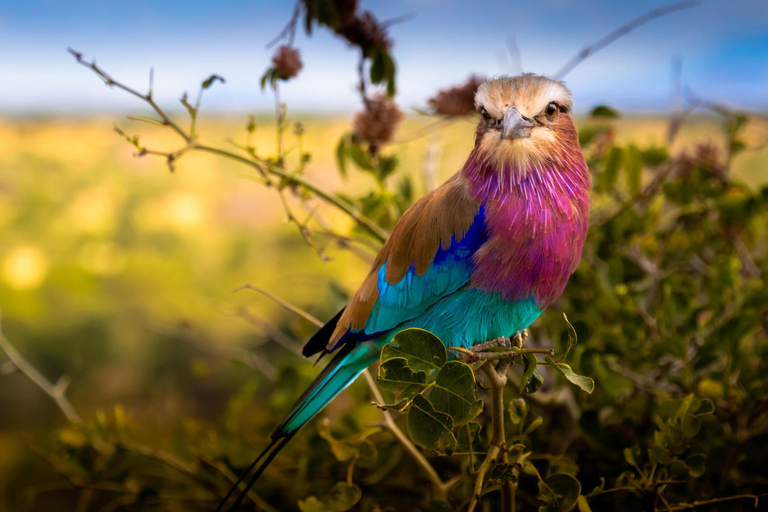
[218,73,591,511]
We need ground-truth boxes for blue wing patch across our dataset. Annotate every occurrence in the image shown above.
[357,206,487,336]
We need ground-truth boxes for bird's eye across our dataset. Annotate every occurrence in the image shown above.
[545,103,558,119]
[480,107,491,121]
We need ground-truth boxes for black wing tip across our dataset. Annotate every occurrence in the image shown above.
[302,307,346,358]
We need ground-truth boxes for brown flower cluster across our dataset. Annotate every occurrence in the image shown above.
[336,10,392,56]
[307,0,391,57]
[353,93,404,150]
[692,141,724,172]
[428,75,486,117]
[674,141,729,185]
[271,45,303,80]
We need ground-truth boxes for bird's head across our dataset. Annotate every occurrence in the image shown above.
[473,74,578,172]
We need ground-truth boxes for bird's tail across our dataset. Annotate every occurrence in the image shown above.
[217,340,381,511]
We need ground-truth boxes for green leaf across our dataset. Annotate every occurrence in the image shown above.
[490,463,520,483]
[335,134,348,179]
[376,155,399,183]
[356,439,378,468]
[457,421,481,452]
[348,145,375,171]
[640,145,669,166]
[685,453,707,478]
[545,356,595,394]
[577,124,607,146]
[561,313,578,360]
[624,144,643,195]
[201,74,225,89]
[298,482,362,512]
[376,358,427,401]
[538,473,582,512]
[381,329,447,379]
[600,146,622,192]
[526,369,545,394]
[370,49,396,96]
[509,398,528,426]
[260,68,275,91]
[524,416,544,435]
[520,354,538,394]
[317,421,357,462]
[623,446,640,467]
[406,394,456,455]
[590,105,619,119]
[694,398,715,416]
[429,361,483,426]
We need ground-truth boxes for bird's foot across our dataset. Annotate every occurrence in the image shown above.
[512,329,529,349]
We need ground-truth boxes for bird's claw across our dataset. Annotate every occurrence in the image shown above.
[512,329,529,349]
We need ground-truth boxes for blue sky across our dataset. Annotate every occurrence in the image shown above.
[1,0,766,114]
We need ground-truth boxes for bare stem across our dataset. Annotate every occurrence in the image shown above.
[363,370,449,501]
[235,284,323,327]
[468,361,514,512]
[0,311,82,424]
[553,1,699,79]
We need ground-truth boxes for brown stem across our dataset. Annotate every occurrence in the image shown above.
[554,1,699,79]
[69,49,389,244]
[468,361,514,512]
[363,370,449,501]
[235,284,323,327]
[0,311,82,424]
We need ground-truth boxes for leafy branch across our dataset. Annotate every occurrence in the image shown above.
[68,47,388,247]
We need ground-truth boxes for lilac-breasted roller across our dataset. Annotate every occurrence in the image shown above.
[220,74,591,510]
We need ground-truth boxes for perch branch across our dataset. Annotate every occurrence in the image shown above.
[553,0,699,79]
[0,310,82,424]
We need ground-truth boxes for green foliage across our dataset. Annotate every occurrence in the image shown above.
[298,482,362,512]
[375,329,481,455]
[538,473,581,512]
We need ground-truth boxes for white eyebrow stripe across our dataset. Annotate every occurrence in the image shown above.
[474,74,573,118]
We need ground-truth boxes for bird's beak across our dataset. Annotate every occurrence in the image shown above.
[502,108,534,140]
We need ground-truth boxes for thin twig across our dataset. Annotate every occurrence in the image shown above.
[234,284,323,327]
[69,49,389,244]
[363,370,449,501]
[667,493,763,511]
[154,323,278,380]
[553,1,699,79]
[0,311,82,424]
[235,307,304,356]
[507,36,523,75]
[266,0,303,49]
